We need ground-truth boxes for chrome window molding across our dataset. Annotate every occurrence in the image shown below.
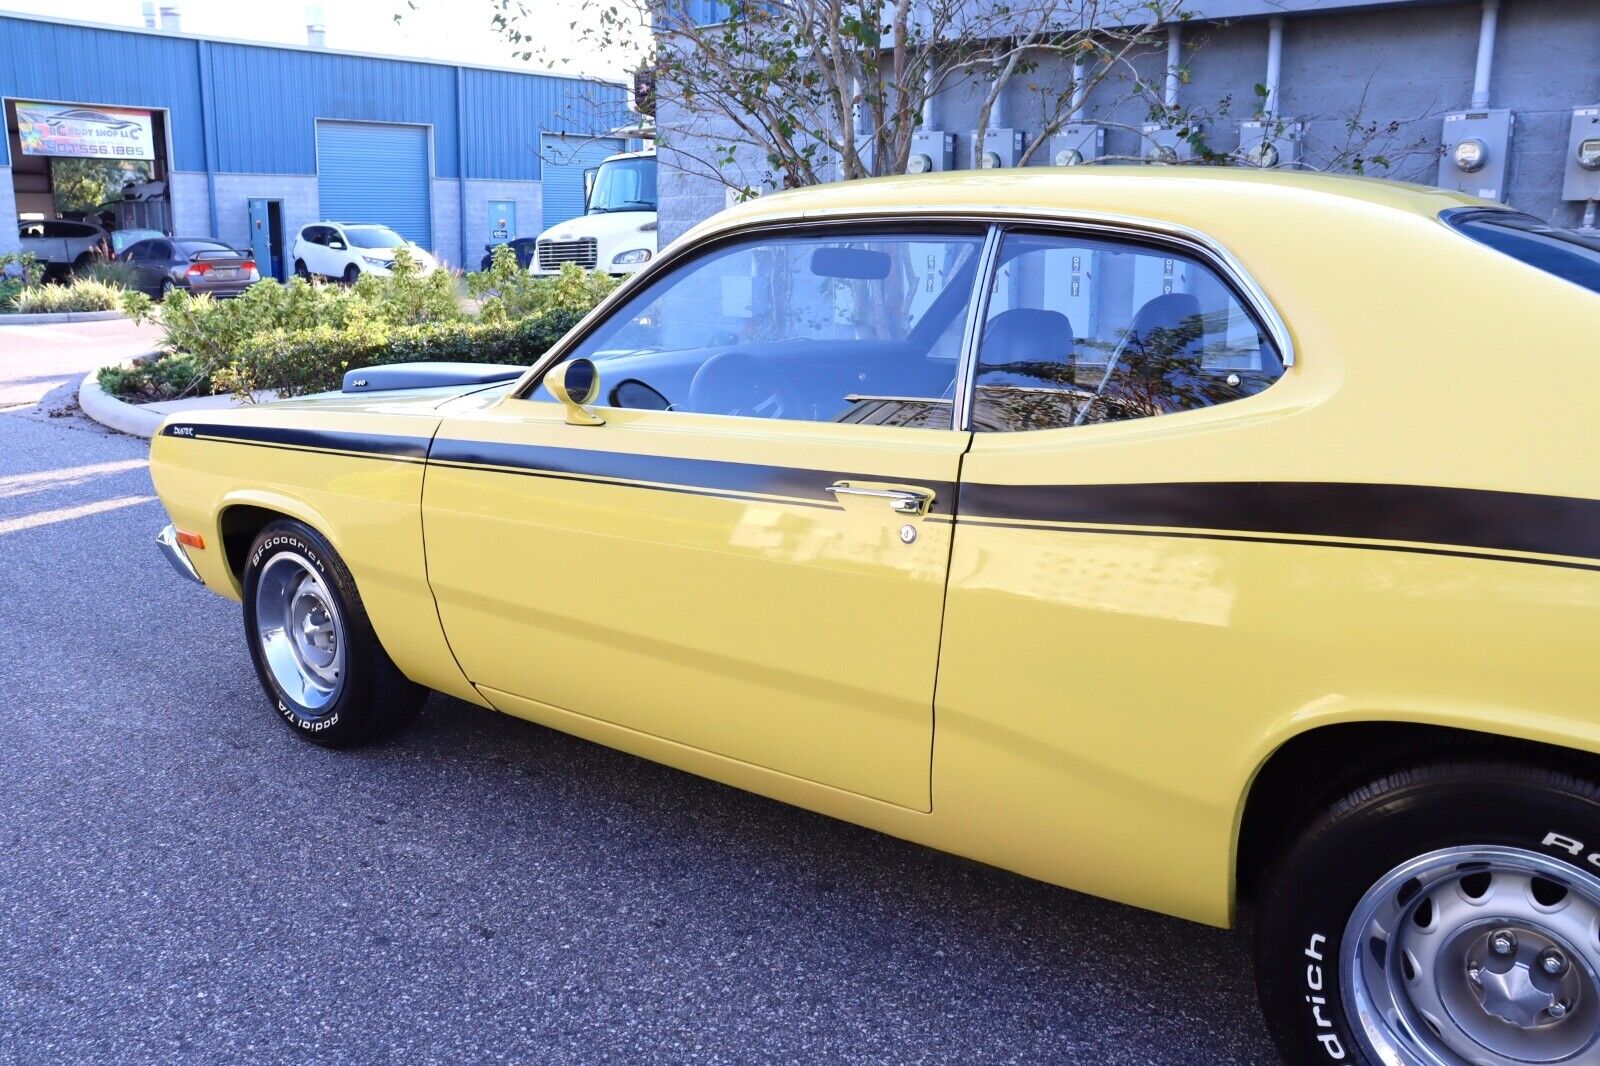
[510,206,1296,405]
[952,225,1003,434]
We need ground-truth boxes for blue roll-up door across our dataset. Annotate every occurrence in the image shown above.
[317,121,432,250]
[540,134,625,229]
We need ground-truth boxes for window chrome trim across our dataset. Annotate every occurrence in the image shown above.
[952,224,1003,433]
[508,206,1295,404]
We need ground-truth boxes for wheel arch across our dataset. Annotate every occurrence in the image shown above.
[216,493,339,596]
[1235,720,1600,915]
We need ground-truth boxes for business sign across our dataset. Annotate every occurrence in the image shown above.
[15,102,156,160]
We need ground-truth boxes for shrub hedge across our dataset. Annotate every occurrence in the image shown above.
[100,252,615,401]
[212,308,591,398]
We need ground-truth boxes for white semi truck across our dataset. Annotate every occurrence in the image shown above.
[531,148,657,277]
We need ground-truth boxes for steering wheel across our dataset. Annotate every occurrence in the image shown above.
[686,351,802,419]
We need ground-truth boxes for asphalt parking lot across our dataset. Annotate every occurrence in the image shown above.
[0,326,1279,1064]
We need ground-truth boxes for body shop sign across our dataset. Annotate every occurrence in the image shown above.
[16,103,155,159]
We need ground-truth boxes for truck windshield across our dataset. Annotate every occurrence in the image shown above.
[588,157,656,214]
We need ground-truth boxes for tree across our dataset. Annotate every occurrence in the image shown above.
[491,0,1192,194]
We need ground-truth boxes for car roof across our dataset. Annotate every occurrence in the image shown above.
[694,166,1489,240]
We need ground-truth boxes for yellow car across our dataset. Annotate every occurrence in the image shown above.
[151,168,1600,1066]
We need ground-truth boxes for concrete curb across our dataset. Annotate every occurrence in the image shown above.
[2,309,127,325]
[77,371,163,438]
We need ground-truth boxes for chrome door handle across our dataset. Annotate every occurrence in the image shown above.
[826,483,932,515]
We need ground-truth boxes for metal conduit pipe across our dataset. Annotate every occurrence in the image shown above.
[1071,56,1088,117]
[1264,17,1284,118]
[1164,23,1182,111]
[1471,0,1500,110]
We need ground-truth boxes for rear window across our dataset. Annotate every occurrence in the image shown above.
[178,239,232,257]
[1447,209,1600,295]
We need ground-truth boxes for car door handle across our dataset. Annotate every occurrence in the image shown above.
[826,482,932,516]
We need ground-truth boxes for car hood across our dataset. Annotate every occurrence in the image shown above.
[254,378,518,416]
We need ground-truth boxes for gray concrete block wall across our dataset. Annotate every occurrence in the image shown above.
[208,173,319,260]
[432,178,461,267]
[463,178,541,264]
[167,172,212,239]
[659,0,1600,234]
[0,168,18,260]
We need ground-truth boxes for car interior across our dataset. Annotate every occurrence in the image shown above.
[533,229,1282,432]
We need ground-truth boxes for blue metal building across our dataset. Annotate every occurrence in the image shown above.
[0,12,632,275]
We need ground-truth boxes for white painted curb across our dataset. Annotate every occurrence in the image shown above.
[78,371,163,438]
[3,309,126,325]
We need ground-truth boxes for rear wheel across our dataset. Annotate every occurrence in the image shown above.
[158,278,175,300]
[294,258,310,281]
[1256,761,1600,1065]
[242,519,424,747]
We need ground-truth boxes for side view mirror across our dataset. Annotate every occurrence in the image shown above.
[545,358,605,426]
[328,240,346,250]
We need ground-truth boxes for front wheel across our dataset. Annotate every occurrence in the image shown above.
[242,519,424,746]
[1256,761,1600,1065]
[341,263,359,285]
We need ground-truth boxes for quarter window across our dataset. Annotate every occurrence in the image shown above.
[538,228,986,428]
[970,231,1284,432]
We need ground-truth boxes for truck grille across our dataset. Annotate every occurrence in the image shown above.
[537,238,598,271]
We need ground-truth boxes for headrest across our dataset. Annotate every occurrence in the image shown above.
[1129,293,1203,354]
[978,308,1075,379]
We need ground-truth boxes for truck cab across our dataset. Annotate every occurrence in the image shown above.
[530,149,657,277]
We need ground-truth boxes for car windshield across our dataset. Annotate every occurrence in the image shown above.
[342,226,406,249]
[1447,209,1600,295]
[587,158,656,214]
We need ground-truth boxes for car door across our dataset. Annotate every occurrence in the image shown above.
[933,225,1292,884]
[423,223,988,811]
[297,226,325,276]
[121,240,153,292]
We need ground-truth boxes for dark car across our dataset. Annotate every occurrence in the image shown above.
[121,237,260,299]
[480,237,537,271]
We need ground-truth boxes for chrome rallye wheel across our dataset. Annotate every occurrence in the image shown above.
[242,519,424,746]
[1256,761,1600,1065]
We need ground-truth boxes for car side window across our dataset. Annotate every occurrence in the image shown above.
[147,240,173,261]
[124,240,151,261]
[970,231,1284,432]
[536,228,986,429]
[304,227,326,246]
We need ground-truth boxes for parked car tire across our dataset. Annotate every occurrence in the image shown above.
[159,279,175,300]
[1255,759,1600,1066]
[294,258,310,281]
[341,264,360,286]
[242,519,425,747]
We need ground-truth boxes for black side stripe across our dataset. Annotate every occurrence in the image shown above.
[960,481,1600,564]
[428,438,959,515]
[164,423,1600,568]
[958,519,1600,574]
[164,422,431,460]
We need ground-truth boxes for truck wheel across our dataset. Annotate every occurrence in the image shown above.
[242,519,424,747]
[1255,760,1600,1066]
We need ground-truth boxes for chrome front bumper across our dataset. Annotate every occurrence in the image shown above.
[156,523,203,584]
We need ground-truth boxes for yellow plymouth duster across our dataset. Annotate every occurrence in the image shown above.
[151,168,1600,1066]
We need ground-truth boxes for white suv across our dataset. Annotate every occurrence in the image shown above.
[291,222,438,283]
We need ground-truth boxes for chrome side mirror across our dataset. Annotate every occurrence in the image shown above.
[545,358,605,426]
